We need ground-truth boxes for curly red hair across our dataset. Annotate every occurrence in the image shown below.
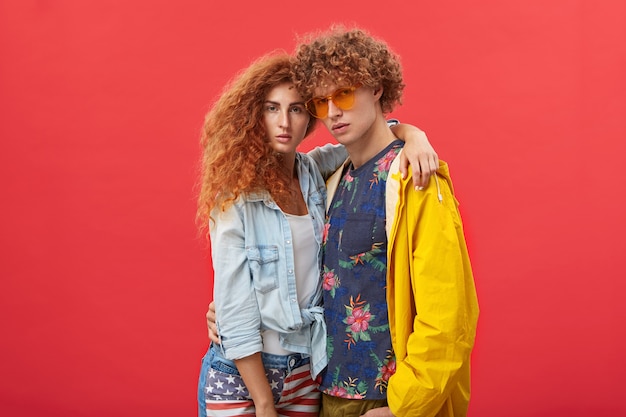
[292,25,404,114]
[196,52,315,232]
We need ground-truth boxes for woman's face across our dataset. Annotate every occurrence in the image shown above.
[263,82,310,156]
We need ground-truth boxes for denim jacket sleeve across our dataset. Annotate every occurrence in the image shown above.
[209,202,264,360]
[306,143,348,181]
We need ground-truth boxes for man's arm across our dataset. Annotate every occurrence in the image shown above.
[206,301,219,344]
[386,163,479,416]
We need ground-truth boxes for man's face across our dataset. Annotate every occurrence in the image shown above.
[311,82,381,149]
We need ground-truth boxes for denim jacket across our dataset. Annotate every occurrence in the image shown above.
[210,144,347,379]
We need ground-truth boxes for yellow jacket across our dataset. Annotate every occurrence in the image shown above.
[385,154,479,416]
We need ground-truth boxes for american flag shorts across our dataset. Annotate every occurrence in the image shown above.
[198,344,320,417]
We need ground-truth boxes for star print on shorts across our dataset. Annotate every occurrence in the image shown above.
[205,367,284,403]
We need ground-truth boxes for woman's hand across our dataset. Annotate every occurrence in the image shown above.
[391,123,439,190]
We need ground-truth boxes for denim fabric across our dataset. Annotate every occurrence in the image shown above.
[198,344,317,416]
[210,151,336,379]
[202,343,310,379]
[198,349,210,417]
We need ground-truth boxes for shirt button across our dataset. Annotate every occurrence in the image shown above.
[286,240,291,244]
[288,269,293,274]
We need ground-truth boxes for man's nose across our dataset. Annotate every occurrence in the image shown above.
[327,100,342,118]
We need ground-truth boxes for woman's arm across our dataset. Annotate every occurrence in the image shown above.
[306,143,348,180]
[307,123,439,188]
[390,123,439,190]
[235,354,279,417]
[211,204,263,357]
[209,205,278,416]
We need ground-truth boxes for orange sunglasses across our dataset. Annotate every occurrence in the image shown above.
[305,84,362,119]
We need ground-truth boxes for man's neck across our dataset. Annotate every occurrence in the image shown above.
[345,117,397,169]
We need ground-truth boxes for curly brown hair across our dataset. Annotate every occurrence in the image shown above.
[292,25,405,114]
[196,52,316,232]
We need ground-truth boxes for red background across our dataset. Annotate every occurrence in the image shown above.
[1,1,625,416]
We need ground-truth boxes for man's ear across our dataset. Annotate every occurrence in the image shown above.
[373,85,384,101]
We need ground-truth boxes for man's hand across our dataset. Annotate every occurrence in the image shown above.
[391,124,439,190]
[361,406,394,417]
[206,301,219,344]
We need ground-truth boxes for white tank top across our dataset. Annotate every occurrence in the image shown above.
[262,213,318,355]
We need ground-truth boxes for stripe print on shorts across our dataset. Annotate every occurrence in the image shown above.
[203,348,320,417]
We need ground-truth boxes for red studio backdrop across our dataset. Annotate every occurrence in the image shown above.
[1,1,625,416]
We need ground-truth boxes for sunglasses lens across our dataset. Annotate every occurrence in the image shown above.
[307,98,328,119]
[332,88,356,110]
[306,86,359,119]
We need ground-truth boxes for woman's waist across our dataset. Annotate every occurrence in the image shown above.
[210,342,310,371]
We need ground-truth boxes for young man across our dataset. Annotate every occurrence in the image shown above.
[291,27,479,417]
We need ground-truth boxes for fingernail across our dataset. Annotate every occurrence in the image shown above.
[416,186,425,191]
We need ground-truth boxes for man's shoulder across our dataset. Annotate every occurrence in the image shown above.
[387,148,404,176]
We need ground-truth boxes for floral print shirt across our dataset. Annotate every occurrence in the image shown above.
[319,140,403,400]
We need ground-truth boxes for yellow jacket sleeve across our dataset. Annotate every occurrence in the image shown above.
[385,159,479,417]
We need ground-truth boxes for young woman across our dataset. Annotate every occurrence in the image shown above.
[196,52,438,417]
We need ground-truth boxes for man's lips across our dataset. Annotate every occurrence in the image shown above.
[331,122,349,132]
